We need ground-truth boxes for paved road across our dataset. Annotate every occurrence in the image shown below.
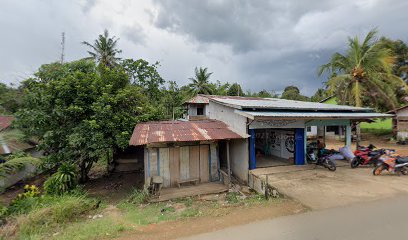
[180,195,408,240]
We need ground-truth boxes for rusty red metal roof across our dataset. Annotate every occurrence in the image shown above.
[129,120,245,146]
[0,116,14,131]
[185,95,209,104]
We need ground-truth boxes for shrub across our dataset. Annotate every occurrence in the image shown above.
[126,188,150,205]
[44,163,78,195]
[17,195,98,237]
[225,192,240,204]
[12,185,40,203]
[0,157,41,178]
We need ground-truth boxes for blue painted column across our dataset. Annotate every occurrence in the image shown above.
[295,128,305,165]
[249,129,256,170]
[345,124,352,147]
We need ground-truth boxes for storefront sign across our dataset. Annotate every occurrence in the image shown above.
[249,119,305,129]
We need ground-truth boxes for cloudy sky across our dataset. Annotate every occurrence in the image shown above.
[1,0,408,95]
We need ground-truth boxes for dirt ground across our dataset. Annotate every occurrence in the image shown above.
[85,171,144,204]
[263,164,408,210]
[116,199,306,240]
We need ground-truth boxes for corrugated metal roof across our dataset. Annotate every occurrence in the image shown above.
[236,110,393,119]
[185,95,209,104]
[204,95,369,111]
[129,120,246,146]
[0,116,14,131]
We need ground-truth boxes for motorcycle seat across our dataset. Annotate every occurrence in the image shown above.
[368,152,379,156]
[396,157,408,164]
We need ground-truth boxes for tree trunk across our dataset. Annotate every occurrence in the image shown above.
[354,80,362,145]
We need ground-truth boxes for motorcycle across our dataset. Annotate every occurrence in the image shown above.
[306,143,336,171]
[373,151,408,176]
[351,144,385,168]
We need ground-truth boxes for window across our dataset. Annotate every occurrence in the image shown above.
[307,126,311,131]
[197,107,204,116]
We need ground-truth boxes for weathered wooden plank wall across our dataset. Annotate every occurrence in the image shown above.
[189,146,200,180]
[199,145,210,182]
[159,148,170,187]
[210,143,219,181]
[169,147,180,187]
[146,143,219,188]
[180,146,190,181]
[149,148,158,177]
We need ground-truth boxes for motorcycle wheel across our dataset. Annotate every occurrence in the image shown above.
[327,160,336,171]
[373,165,385,176]
[401,167,408,175]
[350,157,360,168]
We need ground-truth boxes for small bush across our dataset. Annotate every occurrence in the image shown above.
[12,185,40,203]
[17,195,97,236]
[0,157,41,178]
[225,192,240,204]
[44,163,78,195]
[127,188,149,205]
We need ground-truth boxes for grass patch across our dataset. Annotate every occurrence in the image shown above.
[16,195,98,237]
[361,118,392,130]
[53,217,126,240]
[361,128,392,136]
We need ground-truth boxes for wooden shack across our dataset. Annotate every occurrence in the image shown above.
[129,120,244,189]
[389,105,408,140]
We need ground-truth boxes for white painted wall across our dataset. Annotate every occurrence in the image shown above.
[208,102,248,136]
[229,138,249,183]
[397,108,408,140]
[187,103,209,119]
[397,108,408,117]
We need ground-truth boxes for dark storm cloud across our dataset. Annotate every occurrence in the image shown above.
[152,0,408,94]
[2,0,408,96]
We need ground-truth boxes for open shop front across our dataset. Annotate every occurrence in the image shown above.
[249,119,306,169]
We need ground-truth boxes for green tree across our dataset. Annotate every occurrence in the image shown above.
[121,59,165,102]
[82,29,122,68]
[15,60,153,182]
[319,29,407,110]
[161,81,185,120]
[310,88,329,102]
[281,86,309,101]
[379,37,408,83]
[227,83,243,96]
[188,67,213,95]
[0,83,22,114]
[211,80,230,95]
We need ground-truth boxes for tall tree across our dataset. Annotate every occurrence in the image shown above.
[311,88,329,102]
[319,29,407,110]
[379,37,408,83]
[281,86,309,101]
[188,67,213,95]
[15,60,153,182]
[82,29,122,68]
[227,83,243,96]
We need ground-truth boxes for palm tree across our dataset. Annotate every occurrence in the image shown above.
[188,67,214,95]
[82,29,122,68]
[319,28,407,109]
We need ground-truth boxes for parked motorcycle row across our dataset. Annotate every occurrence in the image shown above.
[306,143,408,176]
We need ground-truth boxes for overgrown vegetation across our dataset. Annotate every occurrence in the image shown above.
[0,157,41,178]
[44,163,78,195]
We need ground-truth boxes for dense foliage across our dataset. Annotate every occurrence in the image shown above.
[15,60,153,181]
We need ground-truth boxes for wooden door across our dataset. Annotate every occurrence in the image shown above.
[179,146,190,181]
[189,146,200,180]
[169,147,180,187]
[199,145,210,183]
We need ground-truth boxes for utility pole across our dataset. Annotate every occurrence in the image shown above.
[60,32,65,64]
